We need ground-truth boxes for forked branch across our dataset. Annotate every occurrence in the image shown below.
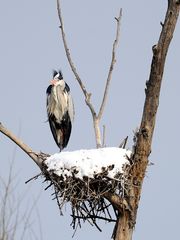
[56,0,122,147]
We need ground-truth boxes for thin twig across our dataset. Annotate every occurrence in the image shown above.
[25,173,42,184]
[56,0,96,117]
[73,214,116,222]
[98,9,122,120]
[119,136,128,148]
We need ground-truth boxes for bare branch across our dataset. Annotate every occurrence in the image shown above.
[0,122,42,168]
[93,117,102,148]
[72,214,116,222]
[103,192,129,213]
[102,125,106,147]
[25,173,42,184]
[56,0,96,117]
[56,1,122,148]
[119,136,128,148]
[0,162,42,239]
[98,9,122,120]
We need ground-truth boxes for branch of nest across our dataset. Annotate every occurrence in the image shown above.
[39,160,131,232]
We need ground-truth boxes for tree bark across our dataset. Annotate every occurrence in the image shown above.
[115,213,133,240]
[113,1,180,239]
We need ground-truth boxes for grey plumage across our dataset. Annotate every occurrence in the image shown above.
[46,70,74,150]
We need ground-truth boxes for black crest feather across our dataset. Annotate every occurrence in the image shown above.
[53,70,63,80]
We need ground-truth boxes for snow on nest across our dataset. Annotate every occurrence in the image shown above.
[45,147,131,180]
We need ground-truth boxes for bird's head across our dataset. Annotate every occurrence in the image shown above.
[50,70,65,89]
[53,70,63,80]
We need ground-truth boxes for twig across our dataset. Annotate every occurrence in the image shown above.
[0,122,42,167]
[73,214,116,222]
[119,136,128,148]
[98,9,122,120]
[77,205,102,232]
[56,0,96,116]
[25,173,42,184]
[72,222,79,238]
[44,183,53,191]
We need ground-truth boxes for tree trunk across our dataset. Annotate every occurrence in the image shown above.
[113,1,180,239]
[115,213,133,240]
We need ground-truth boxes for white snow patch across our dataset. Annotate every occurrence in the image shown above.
[45,147,131,180]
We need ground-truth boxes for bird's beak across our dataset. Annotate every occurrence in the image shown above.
[50,79,58,86]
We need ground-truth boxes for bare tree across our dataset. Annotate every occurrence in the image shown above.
[0,161,43,240]
[0,1,179,240]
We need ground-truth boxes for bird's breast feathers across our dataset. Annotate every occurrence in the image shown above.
[47,85,68,121]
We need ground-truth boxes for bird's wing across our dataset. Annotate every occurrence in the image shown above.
[67,93,75,123]
[48,115,63,149]
[60,112,72,148]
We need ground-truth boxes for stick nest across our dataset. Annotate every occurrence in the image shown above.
[40,159,129,232]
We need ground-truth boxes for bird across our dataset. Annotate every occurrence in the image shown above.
[46,70,74,151]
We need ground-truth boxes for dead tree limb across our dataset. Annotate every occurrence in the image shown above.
[56,0,96,115]
[0,122,43,168]
[98,9,122,120]
[113,1,180,240]
[56,0,122,148]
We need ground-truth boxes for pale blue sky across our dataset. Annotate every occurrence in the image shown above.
[0,0,180,239]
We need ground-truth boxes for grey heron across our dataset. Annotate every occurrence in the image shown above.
[46,70,74,151]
